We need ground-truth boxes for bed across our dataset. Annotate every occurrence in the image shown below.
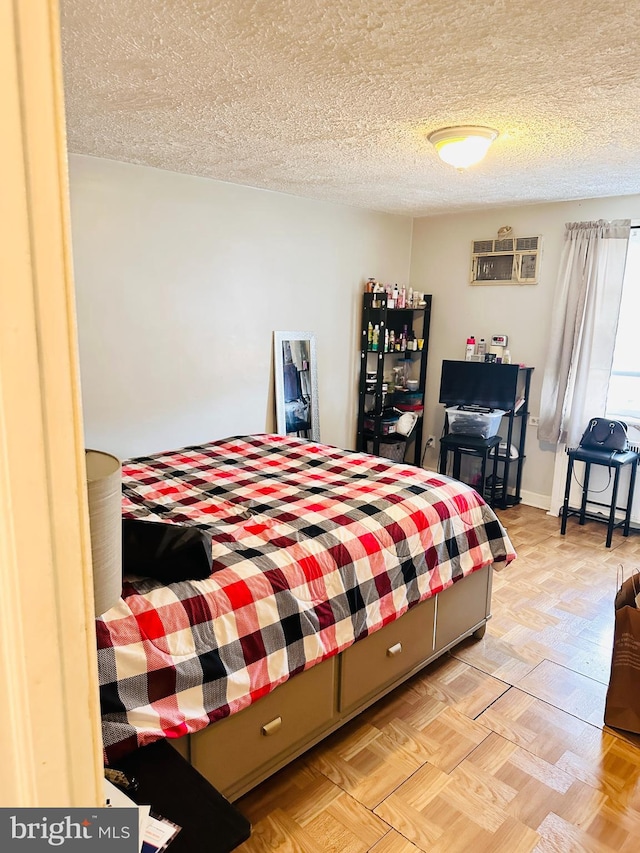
[97,433,515,800]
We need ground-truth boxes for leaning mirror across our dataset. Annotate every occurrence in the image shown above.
[273,331,320,441]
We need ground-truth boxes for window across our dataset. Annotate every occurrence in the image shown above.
[606,226,640,421]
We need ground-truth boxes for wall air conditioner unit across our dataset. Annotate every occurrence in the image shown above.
[470,235,542,285]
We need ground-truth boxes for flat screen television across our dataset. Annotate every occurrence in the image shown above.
[438,360,520,410]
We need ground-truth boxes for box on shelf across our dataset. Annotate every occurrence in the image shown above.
[364,414,399,435]
[446,406,506,439]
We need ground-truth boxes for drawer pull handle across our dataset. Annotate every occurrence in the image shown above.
[261,717,282,737]
[387,642,402,657]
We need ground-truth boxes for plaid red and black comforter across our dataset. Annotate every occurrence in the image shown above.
[98,434,515,763]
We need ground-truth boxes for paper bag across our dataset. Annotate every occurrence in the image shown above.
[604,572,640,734]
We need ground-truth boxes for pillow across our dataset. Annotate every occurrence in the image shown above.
[122,519,213,584]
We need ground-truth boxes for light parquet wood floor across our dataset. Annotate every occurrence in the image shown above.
[235,505,640,852]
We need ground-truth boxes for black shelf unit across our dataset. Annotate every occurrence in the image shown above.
[493,366,533,507]
[438,363,534,509]
[356,291,432,466]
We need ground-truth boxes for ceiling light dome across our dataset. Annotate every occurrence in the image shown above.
[428,126,498,169]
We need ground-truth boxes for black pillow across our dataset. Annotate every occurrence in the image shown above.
[122,519,213,584]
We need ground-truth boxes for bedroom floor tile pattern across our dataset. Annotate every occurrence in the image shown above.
[235,505,640,852]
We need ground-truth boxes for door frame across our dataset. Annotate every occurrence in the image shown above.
[0,0,103,806]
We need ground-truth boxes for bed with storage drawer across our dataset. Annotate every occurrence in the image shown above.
[98,433,515,801]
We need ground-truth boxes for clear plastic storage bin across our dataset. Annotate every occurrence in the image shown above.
[446,407,506,439]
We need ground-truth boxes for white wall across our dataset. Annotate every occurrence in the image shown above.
[69,155,412,459]
[411,195,640,506]
[69,155,640,508]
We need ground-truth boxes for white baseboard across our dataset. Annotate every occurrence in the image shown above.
[519,490,552,512]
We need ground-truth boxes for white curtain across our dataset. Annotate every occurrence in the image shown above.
[539,219,630,449]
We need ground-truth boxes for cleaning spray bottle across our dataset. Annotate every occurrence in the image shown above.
[465,335,476,361]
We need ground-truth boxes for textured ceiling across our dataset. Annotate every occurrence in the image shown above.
[60,0,640,216]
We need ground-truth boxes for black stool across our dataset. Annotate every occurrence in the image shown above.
[438,433,501,506]
[560,446,639,547]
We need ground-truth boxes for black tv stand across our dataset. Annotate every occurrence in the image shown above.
[439,433,501,506]
[438,363,534,509]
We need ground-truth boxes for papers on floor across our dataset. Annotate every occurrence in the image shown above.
[104,778,150,851]
[104,778,181,852]
[141,813,181,852]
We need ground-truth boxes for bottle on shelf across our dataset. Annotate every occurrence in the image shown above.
[503,349,511,364]
[477,338,487,358]
[358,289,432,467]
[386,284,395,309]
[465,335,476,361]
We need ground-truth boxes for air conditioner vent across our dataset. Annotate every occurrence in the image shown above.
[516,236,539,251]
[471,235,542,285]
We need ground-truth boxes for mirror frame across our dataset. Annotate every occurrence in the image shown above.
[273,331,320,441]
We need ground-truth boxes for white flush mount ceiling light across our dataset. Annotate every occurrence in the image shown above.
[428,126,499,169]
